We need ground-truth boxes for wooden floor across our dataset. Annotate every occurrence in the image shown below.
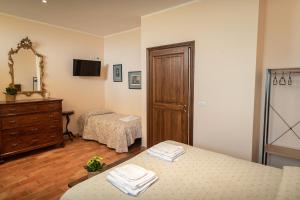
[0,138,142,200]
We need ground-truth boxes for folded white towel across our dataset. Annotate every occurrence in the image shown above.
[109,169,157,190]
[147,148,185,162]
[119,115,139,122]
[113,164,148,181]
[106,164,158,196]
[151,143,184,155]
[107,174,158,196]
[150,146,184,157]
[147,143,185,162]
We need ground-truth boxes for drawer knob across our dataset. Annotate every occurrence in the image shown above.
[12,143,19,147]
[9,120,16,124]
[8,108,17,112]
[30,128,38,131]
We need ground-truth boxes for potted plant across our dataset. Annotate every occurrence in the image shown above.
[84,156,105,178]
[3,86,17,102]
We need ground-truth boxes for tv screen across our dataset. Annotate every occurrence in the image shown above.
[73,59,101,76]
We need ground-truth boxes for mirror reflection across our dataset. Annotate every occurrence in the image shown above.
[8,37,45,96]
[13,49,41,92]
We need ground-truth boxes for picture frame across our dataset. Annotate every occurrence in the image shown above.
[128,71,141,89]
[113,64,122,82]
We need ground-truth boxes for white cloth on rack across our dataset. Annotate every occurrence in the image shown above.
[106,164,158,196]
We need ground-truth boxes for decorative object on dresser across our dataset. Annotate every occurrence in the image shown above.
[3,86,17,102]
[0,98,64,163]
[62,110,75,141]
[113,64,122,82]
[8,37,46,97]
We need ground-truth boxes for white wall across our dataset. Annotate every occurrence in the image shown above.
[0,14,105,133]
[104,28,142,116]
[263,0,300,67]
[141,0,260,160]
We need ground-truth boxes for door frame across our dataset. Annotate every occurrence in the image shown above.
[146,41,195,147]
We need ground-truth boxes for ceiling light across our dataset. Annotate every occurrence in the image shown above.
[42,0,47,3]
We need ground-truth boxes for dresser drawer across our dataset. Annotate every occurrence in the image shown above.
[2,126,43,138]
[2,112,62,130]
[2,129,61,154]
[2,114,42,129]
[38,102,62,112]
[0,104,38,116]
[0,99,63,159]
[48,112,62,121]
[2,140,24,153]
[0,101,61,116]
[42,131,62,143]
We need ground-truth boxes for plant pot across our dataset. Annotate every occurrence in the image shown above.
[5,94,16,102]
[87,171,101,178]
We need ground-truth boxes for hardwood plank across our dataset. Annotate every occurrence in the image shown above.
[0,138,142,200]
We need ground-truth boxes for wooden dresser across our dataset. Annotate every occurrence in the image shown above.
[0,98,63,163]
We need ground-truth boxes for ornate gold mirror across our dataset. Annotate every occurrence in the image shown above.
[8,37,46,96]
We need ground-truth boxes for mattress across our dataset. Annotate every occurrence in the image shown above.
[59,141,296,200]
[82,113,142,152]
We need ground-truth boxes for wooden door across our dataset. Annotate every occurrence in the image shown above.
[147,41,194,147]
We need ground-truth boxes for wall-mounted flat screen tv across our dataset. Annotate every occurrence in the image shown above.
[73,59,101,76]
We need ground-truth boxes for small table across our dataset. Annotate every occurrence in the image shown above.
[62,111,75,141]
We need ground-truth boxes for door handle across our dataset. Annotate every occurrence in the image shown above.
[183,105,187,113]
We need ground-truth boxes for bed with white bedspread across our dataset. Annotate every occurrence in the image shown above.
[78,110,142,153]
[61,141,300,200]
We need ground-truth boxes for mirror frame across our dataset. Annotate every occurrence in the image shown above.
[8,37,46,97]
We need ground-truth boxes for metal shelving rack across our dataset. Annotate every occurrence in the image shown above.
[262,68,300,165]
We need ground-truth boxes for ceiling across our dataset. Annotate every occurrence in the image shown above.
[0,0,192,37]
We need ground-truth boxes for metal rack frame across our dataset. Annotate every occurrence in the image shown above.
[262,68,300,165]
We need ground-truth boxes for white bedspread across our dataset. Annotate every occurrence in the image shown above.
[275,166,300,200]
[60,141,291,200]
[81,113,141,152]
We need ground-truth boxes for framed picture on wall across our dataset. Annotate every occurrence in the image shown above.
[128,71,141,89]
[113,64,122,82]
